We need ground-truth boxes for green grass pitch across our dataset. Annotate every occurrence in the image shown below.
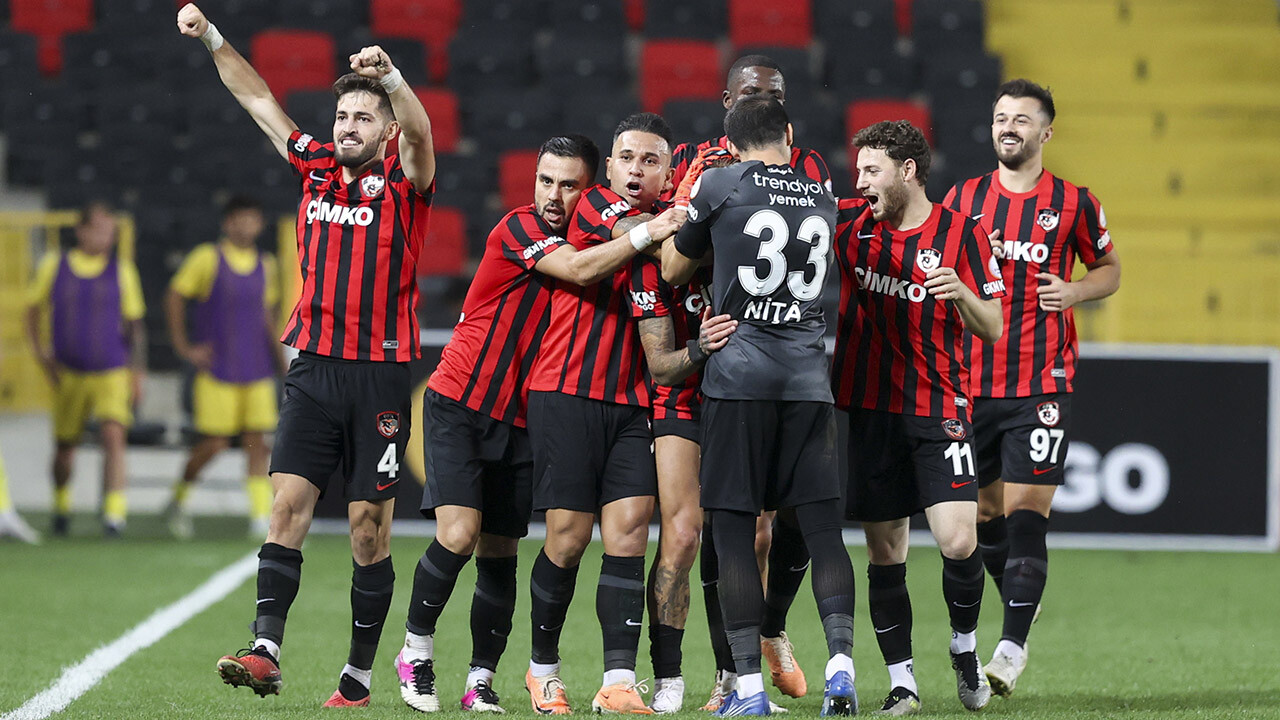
[2,514,1278,719]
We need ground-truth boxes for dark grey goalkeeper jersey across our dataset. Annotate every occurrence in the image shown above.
[673,160,837,402]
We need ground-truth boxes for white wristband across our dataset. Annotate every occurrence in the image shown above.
[628,222,654,252]
[379,67,404,94]
[200,22,224,52]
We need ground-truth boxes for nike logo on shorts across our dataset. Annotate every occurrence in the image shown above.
[624,619,642,627]
[1009,600,1036,608]
[874,624,900,634]
[1033,467,1055,476]
[354,620,380,628]
[377,479,400,491]
[951,479,975,489]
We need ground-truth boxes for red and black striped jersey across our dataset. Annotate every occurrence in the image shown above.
[628,258,712,421]
[528,185,651,407]
[282,130,432,362]
[428,206,568,428]
[663,135,832,203]
[832,199,1006,420]
[943,170,1113,398]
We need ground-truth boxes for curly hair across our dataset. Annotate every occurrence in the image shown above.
[332,72,394,119]
[851,120,931,186]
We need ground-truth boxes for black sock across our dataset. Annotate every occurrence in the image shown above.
[867,563,912,665]
[348,556,395,679]
[1001,510,1049,646]
[941,550,984,635]
[530,549,578,664]
[793,501,855,658]
[405,540,471,636]
[470,555,517,671]
[761,510,810,638]
[700,513,736,673]
[598,554,645,672]
[976,516,1009,594]
[253,543,303,650]
[712,510,765,676]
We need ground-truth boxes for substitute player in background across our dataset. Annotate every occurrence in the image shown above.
[179,3,436,707]
[666,53,831,710]
[833,121,1004,715]
[943,79,1120,696]
[24,200,146,538]
[163,195,285,540]
[523,113,685,715]
[663,97,858,718]
[0,339,40,544]
[395,134,679,715]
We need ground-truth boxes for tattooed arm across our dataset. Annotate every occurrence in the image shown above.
[637,309,738,386]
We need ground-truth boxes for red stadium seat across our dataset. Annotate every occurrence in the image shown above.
[895,0,915,36]
[729,0,811,50]
[370,0,461,81]
[417,206,467,277]
[250,30,336,101]
[846,99,933,185]
[625,0,645,30]
[639,40,721,114]
[11,0,94,75]
[498,149,540,211]
[414,87,460,153]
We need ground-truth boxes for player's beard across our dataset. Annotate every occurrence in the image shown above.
[995,134,1036,170]
[871,179,909,224]
[335,136,380,169]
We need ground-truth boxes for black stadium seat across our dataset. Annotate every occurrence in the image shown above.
[448,26,536,91]
[335,33,431,87]
[286,90,340,136]
[550,0,628,41]
[461,88,561,152]
[912,0,985,57]
[663,99,728,145]
[825,40,915,102]
[275,0,369,35]
[560,90,639,161]
[538,34,630,94]
[459,0,545,28]
[813,0,898,46]
[644,0,726,40]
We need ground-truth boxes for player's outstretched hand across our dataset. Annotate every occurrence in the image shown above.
[924,267,966,301]
[1035,272,1075,312]
[699,307,738,353]
[986,227,1004,259]
[673,146,735,209]
[176,3,209,37]
[350,46,395,80]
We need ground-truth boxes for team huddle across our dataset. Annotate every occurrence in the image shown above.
[174,3,1121,716]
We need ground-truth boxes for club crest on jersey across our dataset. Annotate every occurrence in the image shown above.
[1036,208,1060,231]
[916,248,942,272]
[377,411,400,438]
[1037,401,1061,427]
[942,419,966,440]
[360,174,385,199]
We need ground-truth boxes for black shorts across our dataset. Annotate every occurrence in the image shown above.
[699,399,840,514]
[652,417,700,443]
[528,391,657,513]
[844,408,978,522]
[270,352,411,503]
[420,388,533,538]
[972,394,1072,488]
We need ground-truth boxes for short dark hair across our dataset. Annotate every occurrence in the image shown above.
[223,194,263,218]
[994,78,1055,122]
[77,198,113,227]
[537,134,600,180]
[727,54,782,85]
[852,120,931,185]
[332,73,395,119]
[611,112,675,150]
[724,96,789,151]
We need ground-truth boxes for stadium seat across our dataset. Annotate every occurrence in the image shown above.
[922,51,1002,102]
[274,0,368,35]
[912,0,984,57]
[90,83,181,130]
[551,0,628,41]
[432,151,494,223]
[729,0,812,50]
[644,0,725,40]
[539,35,630,94]
[640,40,722,113]
[94,0,172,30]
[0,31,39,76]
[448,26,535,91]
[735,46,816,98]
[463,89,560,152]
[415,87,461,153]
[61,31,151,89]
[894,0,914,36]
[825,41,914,103]
[624,0,644,30]
[417,206,467,277]
[663,100,728,145]
[846,99,933,184]
[813,0,897,46]
[249,30,336,102]
[781,93,843,159]
[561,90,639,162]
[286,90,339,136]
[498,149,541,211]
[369,0,460,82]
[10,0,92,36]
[460,0,543,26]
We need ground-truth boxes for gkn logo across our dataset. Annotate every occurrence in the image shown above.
[523,236,563,261]
[1006,240,1050,264]
[306,199,375,227]
[630,290,657,312]
[599,199,633,222]
[854,267,927,303]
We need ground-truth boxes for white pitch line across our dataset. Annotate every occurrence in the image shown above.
[3,550,259,720]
